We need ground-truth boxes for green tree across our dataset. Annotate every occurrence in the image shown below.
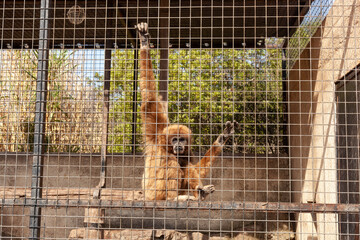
[1,47,284,155]
[108,50,141,153]
[109,48,284,154]
[166,49,284,154]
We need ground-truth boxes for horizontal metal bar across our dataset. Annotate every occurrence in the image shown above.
[1,198,359,214]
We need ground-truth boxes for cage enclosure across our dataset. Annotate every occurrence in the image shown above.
[0,0,359,239]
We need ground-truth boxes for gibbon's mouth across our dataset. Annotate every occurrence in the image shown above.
[173,146,185,155]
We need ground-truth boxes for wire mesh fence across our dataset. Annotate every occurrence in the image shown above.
[0,0,358,239]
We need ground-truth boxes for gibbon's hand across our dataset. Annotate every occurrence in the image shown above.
[217,120,239,145]
[135,22,150,47]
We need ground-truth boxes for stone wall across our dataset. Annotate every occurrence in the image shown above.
[0,153,290,239]
[288,0,360,239]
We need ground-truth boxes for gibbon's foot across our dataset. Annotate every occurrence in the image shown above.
[217,120,239,145]
[171,195,197,201]
[197,184,215,201]
[135,22,150,48]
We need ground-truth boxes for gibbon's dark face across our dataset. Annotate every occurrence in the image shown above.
[163,124,192,155]
[171,136,188,155]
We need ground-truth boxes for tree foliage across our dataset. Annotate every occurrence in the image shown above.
[109,48,285,154]
[1,48,285,154]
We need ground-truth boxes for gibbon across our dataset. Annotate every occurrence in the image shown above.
[136,22,238,201]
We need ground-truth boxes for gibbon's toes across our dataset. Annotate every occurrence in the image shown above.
[173,195,196,201]
[197,184,215,201]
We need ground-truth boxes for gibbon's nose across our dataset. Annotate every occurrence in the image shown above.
[174,146,184,154]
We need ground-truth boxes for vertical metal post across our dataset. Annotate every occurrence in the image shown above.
[95,3,114,194]
[97,45,111,190]
[159,0,169,103]
[29,0,51,238]
[132,48,139,154]
[281,50,289,153]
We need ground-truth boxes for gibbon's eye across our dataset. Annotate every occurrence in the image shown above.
[179,137,186,142]
[171,137,178,144]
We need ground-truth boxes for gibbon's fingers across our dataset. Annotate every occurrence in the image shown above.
[135,22,151,47]
[223,120,239,135]
[141,22,145,31]
[225,121,232,129]
[233,120,239,129]
[231,120,239,134]
[135,23,148,34]
[135,23,140,31]
[223,121,233,135]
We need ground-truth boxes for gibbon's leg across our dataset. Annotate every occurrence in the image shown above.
[136,22,169,144]
[195,120,239,178]
[156,159,185,200]
[184,165,215,200]
[143,159,184,200]
[156,159,211,201]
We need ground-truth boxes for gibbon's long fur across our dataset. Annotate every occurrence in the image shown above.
[136,22,237,201]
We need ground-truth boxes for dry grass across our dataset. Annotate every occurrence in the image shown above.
[0,50,103,153]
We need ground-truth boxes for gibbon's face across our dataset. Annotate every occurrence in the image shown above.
[163,124,192,155]
[171,136,188,155]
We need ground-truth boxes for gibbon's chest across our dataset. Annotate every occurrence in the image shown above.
[144,146,190,168]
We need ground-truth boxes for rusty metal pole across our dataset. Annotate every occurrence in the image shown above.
[94,2,113,196]
[132,47,139,154]
[159,0,169,108]
[29,0,51,238]
[95,45,111,192]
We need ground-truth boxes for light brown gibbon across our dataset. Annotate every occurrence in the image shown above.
[136,22,238,201]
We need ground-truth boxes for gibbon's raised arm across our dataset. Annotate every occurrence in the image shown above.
[195,120,238,178]
[136,23,169,144]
